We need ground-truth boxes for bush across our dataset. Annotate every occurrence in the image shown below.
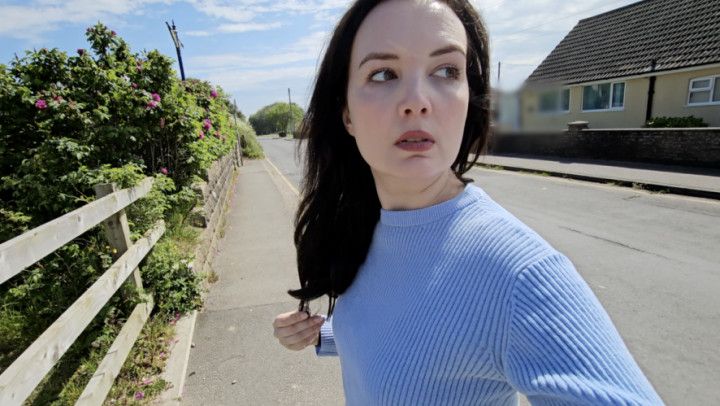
[235,119,264,159]
[0,22,246,403]
[248,102,304,135]
[645,115,709,128]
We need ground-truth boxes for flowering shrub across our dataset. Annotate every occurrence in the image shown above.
[0,23,259,403]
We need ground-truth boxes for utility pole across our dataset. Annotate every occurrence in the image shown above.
[165,20,185,81]
[287,88,292,136]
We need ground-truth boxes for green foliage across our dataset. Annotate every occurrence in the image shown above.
[0,22,243,404]
[645,115,709,128]
[248,102,304,135]
[235,118,264,159]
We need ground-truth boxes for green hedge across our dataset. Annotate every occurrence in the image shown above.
[645,115,709,128]
[0,23,259,403]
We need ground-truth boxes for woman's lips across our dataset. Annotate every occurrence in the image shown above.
[395,130,435,152]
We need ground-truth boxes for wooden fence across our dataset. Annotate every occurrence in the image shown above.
[0,177,163,405]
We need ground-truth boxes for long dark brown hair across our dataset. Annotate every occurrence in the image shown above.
[289,0,491,316]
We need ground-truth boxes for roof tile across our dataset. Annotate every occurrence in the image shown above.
[526,0,720,85]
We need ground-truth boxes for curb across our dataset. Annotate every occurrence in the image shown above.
[474,162,720,201]
[154,310,197,405]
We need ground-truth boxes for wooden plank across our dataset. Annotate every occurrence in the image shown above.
[75,296,154,406]
[0,221,165,406]
[0,177,154,284]
[94,183,144,291]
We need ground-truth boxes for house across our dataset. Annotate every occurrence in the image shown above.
[520,0,720,131]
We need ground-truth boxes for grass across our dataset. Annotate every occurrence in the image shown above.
[12,203,208,405]
[241,131,264,159]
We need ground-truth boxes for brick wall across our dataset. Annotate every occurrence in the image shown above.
[489,128,720,168]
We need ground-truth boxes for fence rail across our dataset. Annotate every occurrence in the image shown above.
[0,178,161,406]
[0,177,154,284]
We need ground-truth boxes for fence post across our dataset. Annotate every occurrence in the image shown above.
[93,183,144,291]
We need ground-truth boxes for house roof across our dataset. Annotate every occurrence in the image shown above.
[525,0,720,85]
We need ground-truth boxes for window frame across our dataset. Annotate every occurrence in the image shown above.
[687,75,720,106]
[538,87,571,115]
[581,81,626,112]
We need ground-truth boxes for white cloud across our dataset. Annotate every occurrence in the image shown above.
[217,21,283,33]
[189,30,329,71]
[0,0,172,40]
[205,65,316,90]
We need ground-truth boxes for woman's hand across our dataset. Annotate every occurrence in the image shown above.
[273,310,325,351]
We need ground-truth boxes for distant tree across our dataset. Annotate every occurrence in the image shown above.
[249,102,303,135]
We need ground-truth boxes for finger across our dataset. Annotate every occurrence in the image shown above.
[283,325,321,347]
[275,316,324,339]
[273,310,308,328]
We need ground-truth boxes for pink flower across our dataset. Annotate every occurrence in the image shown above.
[131,83,138,89]
[53,95,63,102]
[198,130,205,140]
[160,167,168,175]
[210,89,218,98]
[146,100,158,110]
[142,377,153,386]
[160,351,167,358]
[35,99,47,110]
[111,30,117,37]
[134,391,145,400]
[151,93,161,102]
[202,119,212,131]
[77,48,85,56]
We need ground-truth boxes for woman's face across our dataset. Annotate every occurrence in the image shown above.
[343,0,469,184]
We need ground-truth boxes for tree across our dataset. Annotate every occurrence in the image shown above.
[249,102,304,135]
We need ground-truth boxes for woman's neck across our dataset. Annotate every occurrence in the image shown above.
[372,169,465,211]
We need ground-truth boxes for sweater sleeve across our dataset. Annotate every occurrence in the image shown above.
[503,253,664,405]
[315,315,338,357]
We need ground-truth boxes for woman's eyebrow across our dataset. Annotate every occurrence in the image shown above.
[358,44,466,68]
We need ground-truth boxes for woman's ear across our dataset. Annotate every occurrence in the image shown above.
[342,107,354,136]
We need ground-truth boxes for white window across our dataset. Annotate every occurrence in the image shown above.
[538,88,570,113]
[582,81,625,111]
[688,76,720,105]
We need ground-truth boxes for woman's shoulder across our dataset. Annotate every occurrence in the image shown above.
[458,184,563,272]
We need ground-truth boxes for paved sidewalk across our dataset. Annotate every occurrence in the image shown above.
[476,154,720,199]
[181,159,343,405]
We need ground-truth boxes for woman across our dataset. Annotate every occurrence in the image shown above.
[273,0,663,404]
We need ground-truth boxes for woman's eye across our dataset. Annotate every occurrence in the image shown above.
[434,66,461,80]
[369,69,396,82]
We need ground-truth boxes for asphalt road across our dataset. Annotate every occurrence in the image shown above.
[258,136,720,405]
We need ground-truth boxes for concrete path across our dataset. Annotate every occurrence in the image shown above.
[178,150,719,405]
[477,154,720,199]
[182,159,343,405]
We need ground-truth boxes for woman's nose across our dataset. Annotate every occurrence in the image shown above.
[398,76,431,117]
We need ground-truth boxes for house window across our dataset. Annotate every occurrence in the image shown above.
[538,88,570,113]
[688,76,720,105]
[582,81,625,111]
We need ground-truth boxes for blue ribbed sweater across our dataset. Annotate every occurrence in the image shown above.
[315,184,662,405]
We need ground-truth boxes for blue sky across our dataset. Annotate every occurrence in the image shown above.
[0,0,640,117]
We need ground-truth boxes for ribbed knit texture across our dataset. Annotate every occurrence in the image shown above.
[316,184,663,405]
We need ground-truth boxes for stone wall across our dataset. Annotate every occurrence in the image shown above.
[191,143,242,279]
[488,128,720,168]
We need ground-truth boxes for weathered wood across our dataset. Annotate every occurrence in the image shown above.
[94,183,144,291]
[0,177,154,285]
[0,221,165,406]
[75,297,154,406]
